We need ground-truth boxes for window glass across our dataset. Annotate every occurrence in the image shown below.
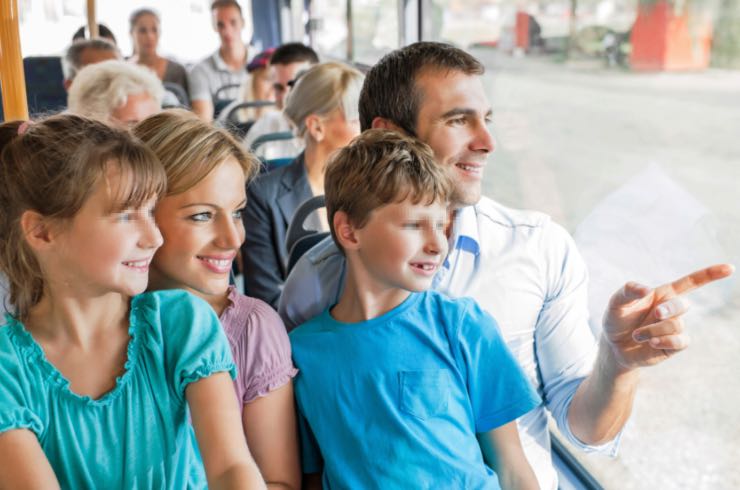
[308,0,349,60]
[351,0,400,65]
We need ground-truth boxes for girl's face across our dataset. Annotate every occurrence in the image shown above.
[50,166,162,298]
[319,107,360,152]
[132,13,160,57]
[151,157,246,309]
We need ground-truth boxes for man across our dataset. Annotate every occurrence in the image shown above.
[67,60,162,128]
[189,0,250,122]
[62,38,120,90]
[243,42,319,159]
[278,42,734,489]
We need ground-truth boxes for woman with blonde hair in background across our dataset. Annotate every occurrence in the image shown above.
[134,110,300,490]
[241,61,364,309]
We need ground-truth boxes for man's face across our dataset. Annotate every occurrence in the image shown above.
[272,61,311,109]
[412,70,494,208]
[212,5,244,50]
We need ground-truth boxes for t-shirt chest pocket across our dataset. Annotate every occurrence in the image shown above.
[399,369,451,420]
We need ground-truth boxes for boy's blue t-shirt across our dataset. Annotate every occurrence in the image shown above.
[289,290,541,490]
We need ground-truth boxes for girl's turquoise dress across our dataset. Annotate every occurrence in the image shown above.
[0,290,236,489]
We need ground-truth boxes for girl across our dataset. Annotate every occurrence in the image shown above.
[241,61,364,308]
[0,115,265,489]
[133,110,301,490]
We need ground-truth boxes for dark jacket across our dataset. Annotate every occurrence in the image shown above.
[241,153,319,309]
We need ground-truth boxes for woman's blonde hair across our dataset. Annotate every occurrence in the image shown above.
[284,61,364,140]
[0,114,166,319]
[133,109,259,195]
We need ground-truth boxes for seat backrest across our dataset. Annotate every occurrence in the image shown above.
[23,56,66,116]
[249,130,296,154]
[285,195,327,274]
[217,100,276,139]
[213,83,242,102]
[163,82,189,107]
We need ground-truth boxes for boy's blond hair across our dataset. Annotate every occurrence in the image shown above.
[324,129,453,252]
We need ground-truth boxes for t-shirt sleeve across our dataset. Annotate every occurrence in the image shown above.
[187,62,212,103]
[236,299,298,404]
[451,298,541,433]
[297,407,323,474]
[0,333,44,438]
[155,291,237,402]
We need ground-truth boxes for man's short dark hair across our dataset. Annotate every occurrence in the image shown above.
[211,0,242,16]
[72,23,117,45]
[62,38,120,81]
[270,42,319,66]
[358,42,484,135]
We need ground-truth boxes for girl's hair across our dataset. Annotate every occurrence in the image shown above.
[0,114,166,319]
[283,61,364,139]
[132,109,259,195]
[129,8,160,32]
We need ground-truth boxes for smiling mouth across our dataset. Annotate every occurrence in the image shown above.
[409,262,439,275]
[455,162,482,173]
[122,259,151,270]
[197,256,234,273]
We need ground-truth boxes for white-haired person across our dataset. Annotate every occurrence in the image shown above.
[241,61,364,309]
[67,60,163,128]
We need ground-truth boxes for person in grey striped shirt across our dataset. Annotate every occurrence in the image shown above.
[189,0,250,122]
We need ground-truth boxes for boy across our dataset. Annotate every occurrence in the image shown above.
[289,129,541,489]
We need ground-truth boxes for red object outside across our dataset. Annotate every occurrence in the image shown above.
[515,11,530,51]
[630,0,713,71]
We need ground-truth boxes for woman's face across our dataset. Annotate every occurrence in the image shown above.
[132,13,160,57]
[319,107,361,152]
[150,157,246,309]
[251,67,275,102]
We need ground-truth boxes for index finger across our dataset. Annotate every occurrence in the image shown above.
[662,263,735,296]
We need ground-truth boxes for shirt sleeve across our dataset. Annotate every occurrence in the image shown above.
[535,221,621,455]
[278,236,345,331]
[297,406,323,474]
[187,61,212,103]
[0,332,44,438]
[235,299,298,404]
[155,291,237,402]
[451,297,541,433]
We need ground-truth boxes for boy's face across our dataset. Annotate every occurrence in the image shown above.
[350,197,449,293]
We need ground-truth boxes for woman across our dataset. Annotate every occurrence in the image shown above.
[128,8,189,102]
[133,110,300,490]
[241,61,364,309]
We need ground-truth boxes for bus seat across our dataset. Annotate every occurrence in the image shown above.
[285,195,329,275]
[163,82,189,107]
[250,130,299,173]
[218,99,275,139]
[23,56,66,116]
[212,83,242,118]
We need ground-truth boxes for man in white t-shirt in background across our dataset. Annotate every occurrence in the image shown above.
[243,43,319,160]
[189,0,250,122]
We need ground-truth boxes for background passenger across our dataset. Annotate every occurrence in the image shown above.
[128,8,189,102]
[243,42,319,159]
[291,129,540,489]
[241,62,363,308]
[67,60,163,128]
[0,115,264,489]
[72,23,117,45]
[133,110,301,490]
[62,37,121,90]
[221,48,277,124]
[189,0,251,122]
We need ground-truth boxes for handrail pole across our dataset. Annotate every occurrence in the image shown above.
[0,0,29,121]
[87,0,98,38]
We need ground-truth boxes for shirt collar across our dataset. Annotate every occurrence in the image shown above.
[449,205,481,257]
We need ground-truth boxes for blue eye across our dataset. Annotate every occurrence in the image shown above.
[402,222,421,230]
[189,212,213,222]
[117,212,134,222]
[232,208,245,220]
